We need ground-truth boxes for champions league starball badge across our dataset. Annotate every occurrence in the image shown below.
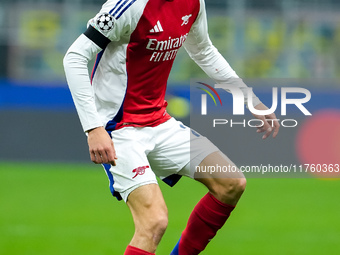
[96,13,114,32]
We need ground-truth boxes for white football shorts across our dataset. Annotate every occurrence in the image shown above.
[102,117,219,202]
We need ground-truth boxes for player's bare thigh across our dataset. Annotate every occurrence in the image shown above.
[194,151,246,205]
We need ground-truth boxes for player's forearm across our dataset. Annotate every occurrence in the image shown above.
[185,39,238,80]
[186,41,261,107]
[63,35,103,132]
[203,49,261,107]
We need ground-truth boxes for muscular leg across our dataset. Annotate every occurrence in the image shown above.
[125,183,168,254]
[172,151,246,255]
[195,151,246,205]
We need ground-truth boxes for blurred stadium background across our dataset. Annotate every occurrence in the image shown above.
[0,0,339,254]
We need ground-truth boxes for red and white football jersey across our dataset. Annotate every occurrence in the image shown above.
[64,0,260,132]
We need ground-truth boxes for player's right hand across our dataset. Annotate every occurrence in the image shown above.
[87,126,117,165]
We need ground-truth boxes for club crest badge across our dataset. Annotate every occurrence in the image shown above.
[181,14,192,26]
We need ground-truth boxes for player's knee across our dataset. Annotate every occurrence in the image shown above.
[236,177,247,195]
[228,177,246,197]
[142,209,168,244]
[211,177,247,204]
[153,212,168,237]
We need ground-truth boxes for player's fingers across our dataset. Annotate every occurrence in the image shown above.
[262,127,273,140]
[255,116,265,133]
[99,149,109,164]
[272,119,280,138]
[266,114,280,138]
[260,120,273,140]
[105,142,117,166]
[254,116,271,138]
[90,150,97,163]
[107,150,117,166]
[94,151,104,164]
[256,125,266,133]
[90,148,106,164]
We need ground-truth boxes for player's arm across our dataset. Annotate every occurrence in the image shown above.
[184,0,279,139]
[63,24,116,164]
[64,1,148,162]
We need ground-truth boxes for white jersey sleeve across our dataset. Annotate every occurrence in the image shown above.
[184,0,261,106]
[63,35,103,132]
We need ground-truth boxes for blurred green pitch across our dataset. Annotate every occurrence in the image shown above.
[1,162,339,255]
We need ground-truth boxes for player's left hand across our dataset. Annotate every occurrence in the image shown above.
[251,103,280,139]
